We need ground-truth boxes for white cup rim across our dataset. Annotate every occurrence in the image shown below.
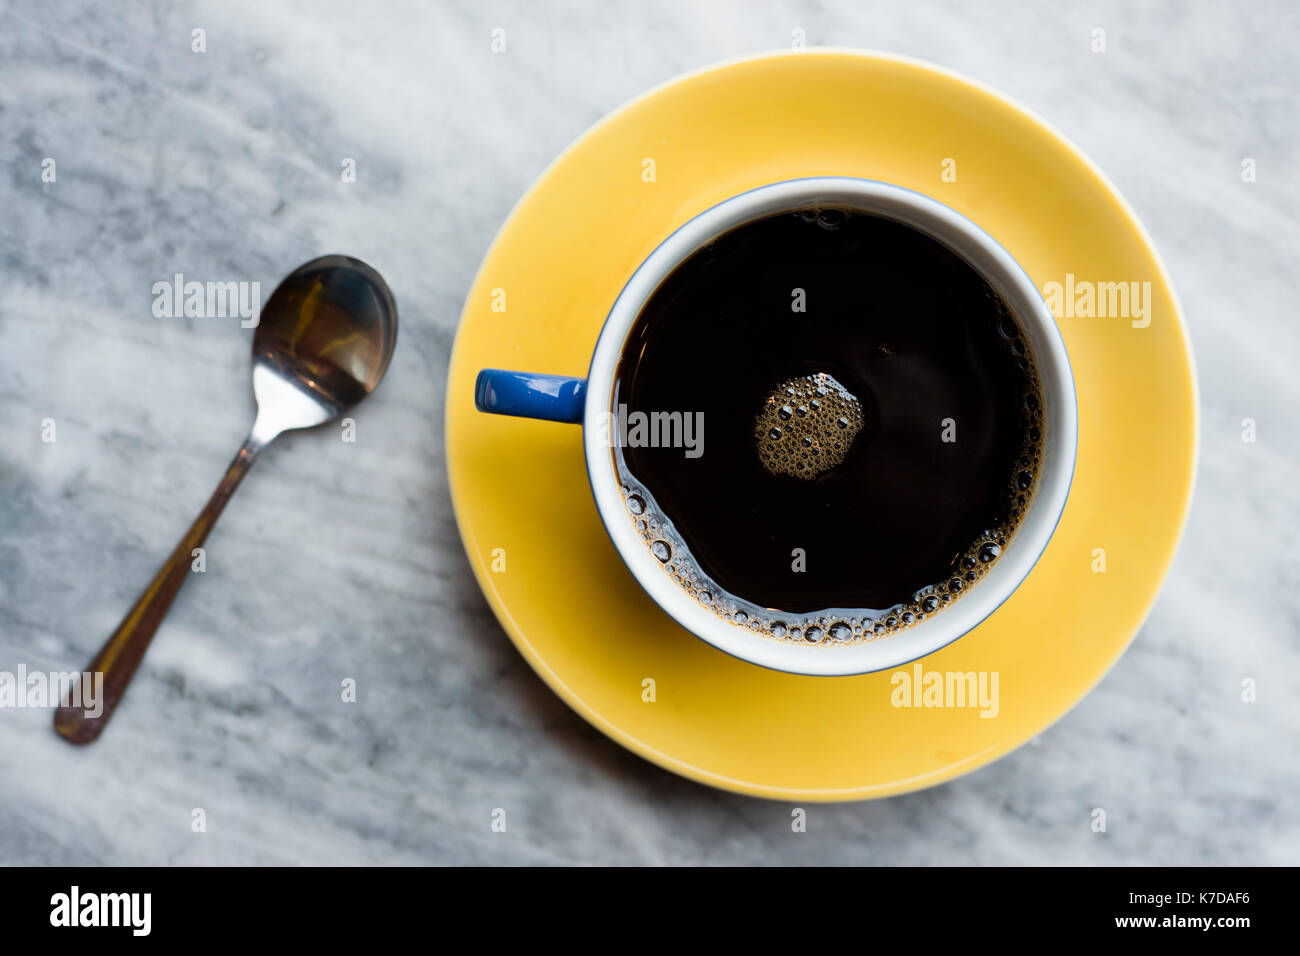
[583,177,1077,676]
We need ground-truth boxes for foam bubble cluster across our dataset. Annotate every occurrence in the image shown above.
[754,373,863,479]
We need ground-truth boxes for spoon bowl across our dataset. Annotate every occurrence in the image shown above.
[251,256,398,441]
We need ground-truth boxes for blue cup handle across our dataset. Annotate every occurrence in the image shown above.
[474,369,587,424]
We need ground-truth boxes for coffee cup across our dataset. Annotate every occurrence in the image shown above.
[475,177,1076,676]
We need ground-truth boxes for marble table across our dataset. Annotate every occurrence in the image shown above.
[1,0,1296,865]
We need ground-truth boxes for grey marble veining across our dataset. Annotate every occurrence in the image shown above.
[1,0,1297,865]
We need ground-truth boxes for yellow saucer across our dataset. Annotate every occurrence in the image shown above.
[445,51,1197,800]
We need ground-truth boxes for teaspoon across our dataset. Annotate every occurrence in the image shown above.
[54,254,397,744]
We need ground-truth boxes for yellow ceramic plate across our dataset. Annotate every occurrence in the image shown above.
[444,51,1197,800]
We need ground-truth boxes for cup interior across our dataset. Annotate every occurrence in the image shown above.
[583,178,1077,676]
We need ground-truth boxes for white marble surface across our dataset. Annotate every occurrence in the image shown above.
[1,0,1297,865]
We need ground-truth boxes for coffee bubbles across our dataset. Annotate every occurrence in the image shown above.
[617,471,1036,647]
[754,373,863,479]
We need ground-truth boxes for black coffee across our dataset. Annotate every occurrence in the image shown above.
[612,207,1043,644]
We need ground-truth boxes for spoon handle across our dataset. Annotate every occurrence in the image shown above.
[54,435,264,744]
